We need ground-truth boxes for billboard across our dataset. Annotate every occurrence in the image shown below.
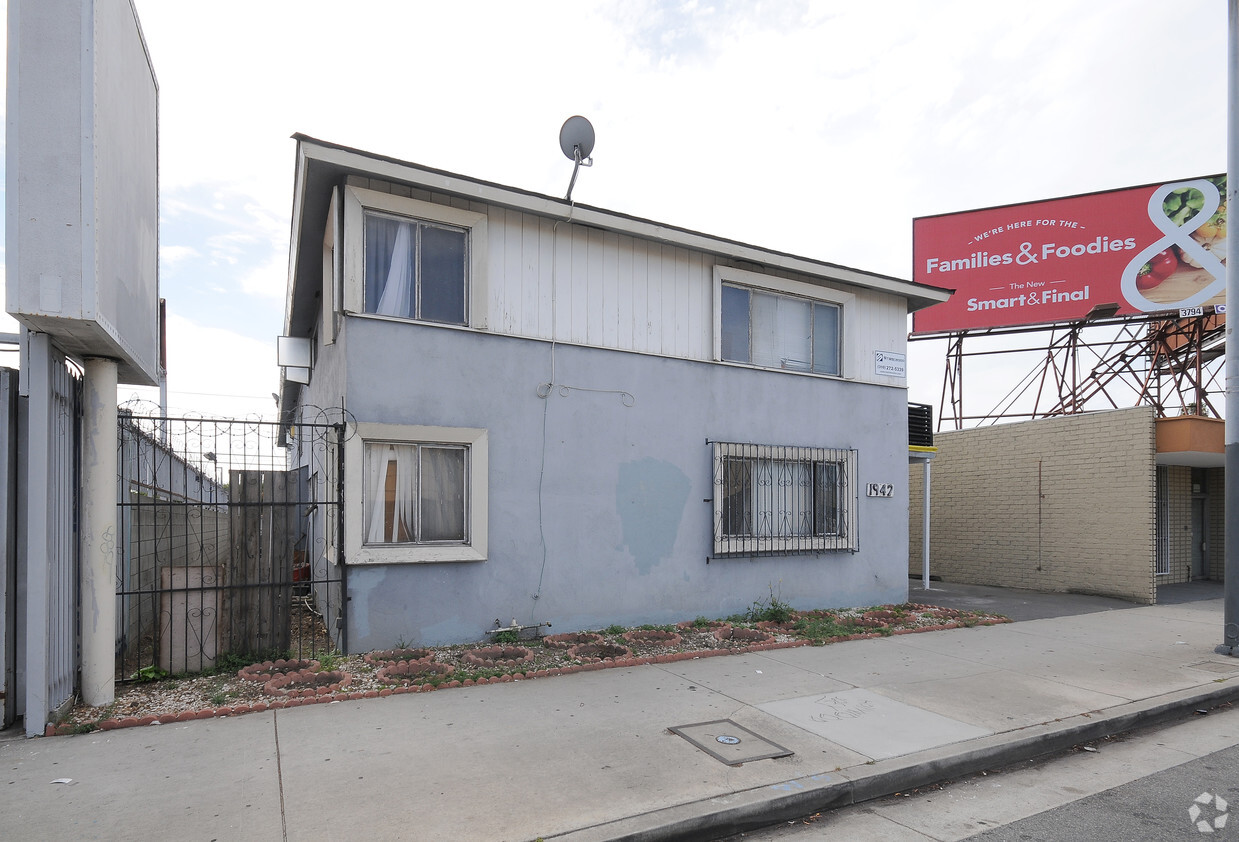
[7,0,160,385]
[912,175,1227,334]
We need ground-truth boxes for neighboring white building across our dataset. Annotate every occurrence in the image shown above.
[280,135,950,649]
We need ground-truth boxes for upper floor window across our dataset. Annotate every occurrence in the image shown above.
[364,212,468,324]
[721,283,840,375]
[342,186,488,329]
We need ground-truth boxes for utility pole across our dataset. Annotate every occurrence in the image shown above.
[1220,0,1239,655]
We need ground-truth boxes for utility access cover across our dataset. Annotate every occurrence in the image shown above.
[669,719,793,766]
[1187,660,1239,674]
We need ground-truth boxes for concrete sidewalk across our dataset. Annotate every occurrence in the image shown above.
[2,596,1236,841]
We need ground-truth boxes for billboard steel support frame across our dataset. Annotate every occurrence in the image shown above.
[914,312,1226,430]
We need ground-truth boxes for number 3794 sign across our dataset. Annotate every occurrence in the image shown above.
[866,483,894,498]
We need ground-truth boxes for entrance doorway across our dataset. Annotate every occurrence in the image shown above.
[1191,497,1207,580]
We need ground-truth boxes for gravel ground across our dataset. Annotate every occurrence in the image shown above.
[58,603,1004,732]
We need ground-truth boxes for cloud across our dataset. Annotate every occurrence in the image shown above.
[158,183,287,330]
[115,0,1228,425]
[122,312,279,419]
[160,244,200,265]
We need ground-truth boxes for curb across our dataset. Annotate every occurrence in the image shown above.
[545,679,1239,842]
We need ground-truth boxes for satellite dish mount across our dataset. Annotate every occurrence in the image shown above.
[559,116,595,202]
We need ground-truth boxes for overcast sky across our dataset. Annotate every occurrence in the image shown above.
[3,0,1230,419]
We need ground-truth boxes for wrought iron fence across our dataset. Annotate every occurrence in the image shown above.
[115,410,346,681]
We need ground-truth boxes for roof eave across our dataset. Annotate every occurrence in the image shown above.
[285,135,952,331]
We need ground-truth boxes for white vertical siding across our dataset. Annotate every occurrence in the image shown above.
[350,182,906,386]
[847,287,908,387]
[615,235,634,351]
[477,207,901,379]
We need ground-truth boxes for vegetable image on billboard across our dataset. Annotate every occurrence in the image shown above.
[912,175,1227,334]
[1120,178,1226,312]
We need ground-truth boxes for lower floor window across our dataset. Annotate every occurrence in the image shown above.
[364,442,467,545]
[712,441,857,555]
[346,423,488,565]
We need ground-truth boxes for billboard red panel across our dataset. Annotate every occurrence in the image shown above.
[912,176,1227,334]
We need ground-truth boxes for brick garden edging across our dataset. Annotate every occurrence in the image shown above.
[363,648,435,667]
[54,617,1008,736]
[261,669,351,698]
[236,659,320,683]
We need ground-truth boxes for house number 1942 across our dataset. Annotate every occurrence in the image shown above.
[866,483,894,498]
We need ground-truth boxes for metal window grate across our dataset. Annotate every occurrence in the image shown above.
[710,441,858,557]
[1155,465,1169,575]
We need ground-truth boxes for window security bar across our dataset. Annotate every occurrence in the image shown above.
[709,441,859,556]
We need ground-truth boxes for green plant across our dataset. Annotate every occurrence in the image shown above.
[604,624,626,635]
[131,665,168,683]
[745,583,795,624]
[794,612,870,643]
[317,650,342,671]
[209,691,232,707]
[492,629,521,644]
[690,616,713,628]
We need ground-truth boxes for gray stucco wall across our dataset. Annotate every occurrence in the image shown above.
[318,317,910,649]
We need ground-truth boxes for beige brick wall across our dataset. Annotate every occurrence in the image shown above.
[909,407,1156,603]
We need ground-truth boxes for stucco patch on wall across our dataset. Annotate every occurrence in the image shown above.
[616,458,690,574]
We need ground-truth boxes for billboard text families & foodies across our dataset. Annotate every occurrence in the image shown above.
[912,175,1227,334]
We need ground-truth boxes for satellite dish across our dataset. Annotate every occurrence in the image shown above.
[559,116,595,202]
[559,116,595,162]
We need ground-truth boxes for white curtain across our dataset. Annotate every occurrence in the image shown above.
[421,448,465,541]
[753,459,814,537]
[375,222,414,318]
[365,443,417,543]
[751,292,812,371]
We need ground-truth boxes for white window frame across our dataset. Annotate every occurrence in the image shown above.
[342,186,489,329]
[713,265,855,377]
[345,422,488,565]
[711,441,858,556]
[322,186,341,345]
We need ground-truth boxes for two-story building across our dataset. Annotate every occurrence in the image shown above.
[280,135,950,649]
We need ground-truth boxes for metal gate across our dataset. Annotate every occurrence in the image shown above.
[115,412,345,680]
[17,337,84,732]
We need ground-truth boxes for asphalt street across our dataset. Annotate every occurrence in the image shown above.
[970,742,1239,841]
[718,701,1239,841]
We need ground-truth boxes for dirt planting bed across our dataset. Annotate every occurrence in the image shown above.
[55,602,1008,736]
